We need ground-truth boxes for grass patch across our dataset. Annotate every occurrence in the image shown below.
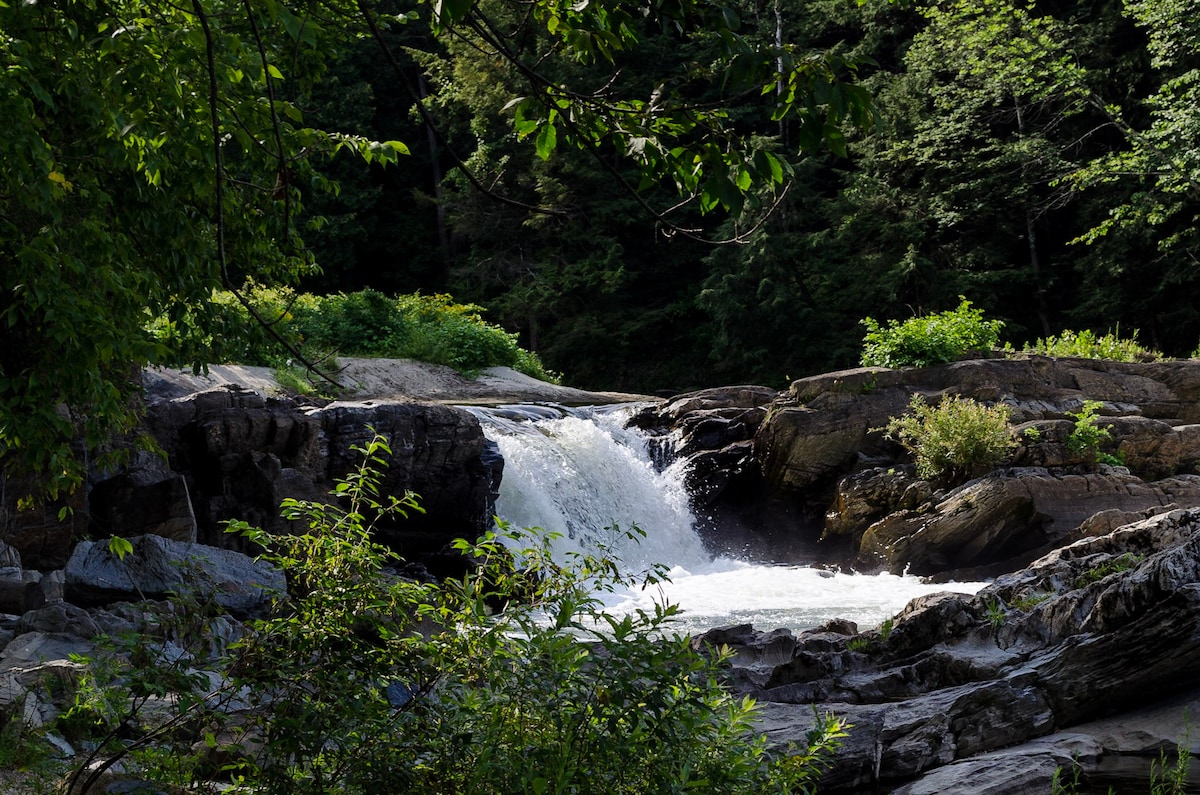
[1017,328,1161,362]
[1073,552,1145,589]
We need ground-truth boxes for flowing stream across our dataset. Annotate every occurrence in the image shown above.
[466,403,986,636]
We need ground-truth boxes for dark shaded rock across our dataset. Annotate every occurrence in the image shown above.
[726,508,1200,792]
[855,468,1200,576]
[0,577,45,615]
[102,386,504,568]
[0,472,87,570]
[17,602,101,638]
[675,407,769,458]
[0,631,95,674]
[686,441,757,504]
[319,401,501,555]
[89,473,197,543]
[63,535,284,617]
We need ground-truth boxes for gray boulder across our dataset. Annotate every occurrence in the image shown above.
[64,535,284,617]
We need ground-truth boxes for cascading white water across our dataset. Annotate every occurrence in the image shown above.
[467,403,986,635]
[467,404,709,572]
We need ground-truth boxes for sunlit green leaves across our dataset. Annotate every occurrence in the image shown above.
[1068,0,1200,257]
[0,0,409,500]
[204,441,848,792]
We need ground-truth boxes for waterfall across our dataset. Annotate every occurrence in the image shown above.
[467,403,986,634]
[464,403,707,572]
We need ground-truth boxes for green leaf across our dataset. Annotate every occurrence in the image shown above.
[434,0,475,26]
[267,64,284,80]
[535,122,558,161]
[107,536,135,561]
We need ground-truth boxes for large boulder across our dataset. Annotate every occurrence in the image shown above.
[96,386,503,567]
[63,535,285,617]
[318,400,502,557]
[854,468,1200,576]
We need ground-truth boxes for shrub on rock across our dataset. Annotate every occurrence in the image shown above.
[884,394,1015,485]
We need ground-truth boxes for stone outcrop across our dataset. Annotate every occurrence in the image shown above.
[642,356,1200,573]
[755,356,1200,498]
[2,383,505,572]
[631,385,801,560]
[696,507,1200,793]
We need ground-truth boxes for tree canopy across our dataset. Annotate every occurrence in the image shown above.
[0,0,873,497]
[7,0,1200,498]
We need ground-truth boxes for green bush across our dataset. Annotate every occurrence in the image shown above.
[1066,400,1123,466]
[1020,328,1161,362]
[61,434,846,794]
[150,285,560,383]
[860,298,1004,368]
[884,394,1015,484]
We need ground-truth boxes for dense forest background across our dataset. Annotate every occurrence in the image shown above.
[297,0,1200,393]
[5,0,1199,495]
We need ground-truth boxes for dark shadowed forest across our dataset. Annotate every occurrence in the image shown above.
[298,0,1200,392]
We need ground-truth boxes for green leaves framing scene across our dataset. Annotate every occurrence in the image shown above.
[61,436,847,793]
[7,0,1200,498]
[0,0,873,498]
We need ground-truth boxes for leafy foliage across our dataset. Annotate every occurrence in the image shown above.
[3,0,870,500]
[1069,0,1200,260]
[62,434,847,793]
[0,0,399,500]
[152,286,559,382]
[1019,329,1162,362]
[861,299,1005,368]
[1065,400,1121,466]
[884,394,1015,484]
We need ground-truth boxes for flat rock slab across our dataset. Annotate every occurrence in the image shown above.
[144,357,653,405]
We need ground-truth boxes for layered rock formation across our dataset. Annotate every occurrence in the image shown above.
[2,384,503,573]
[696,507,1200,793]
[652,355,1200,576]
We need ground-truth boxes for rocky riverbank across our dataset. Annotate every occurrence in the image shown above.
[4,354,1200,792]
[697,506,1200,793]
[643,354,1200,792]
